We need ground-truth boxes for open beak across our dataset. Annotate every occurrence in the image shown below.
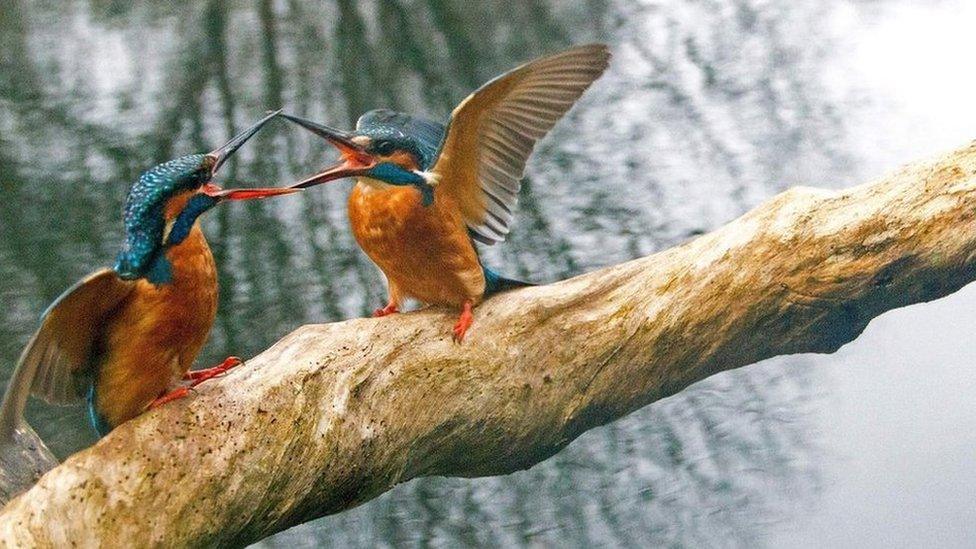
[200,109,301,201]
[278,112,375,189]
[200,182,299,201]
[207,110,279,172]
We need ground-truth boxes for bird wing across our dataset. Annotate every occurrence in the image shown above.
[430,43,610,244]
[21,269,135,405]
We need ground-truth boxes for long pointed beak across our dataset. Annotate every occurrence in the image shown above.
[278,113,366,157]
[200,109,303,201]
[201,182,300,201]
[207,109,281,173]
[278,112,375,189]
[288,161,371,189]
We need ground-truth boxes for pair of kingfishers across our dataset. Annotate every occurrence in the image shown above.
[0,44,610,446]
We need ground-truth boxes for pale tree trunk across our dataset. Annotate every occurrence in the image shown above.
[3,142,976,547]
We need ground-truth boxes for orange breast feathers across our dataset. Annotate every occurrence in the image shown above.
[94,222,219,428]
[348,180,486,307]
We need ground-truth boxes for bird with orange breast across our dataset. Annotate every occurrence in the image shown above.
[280,44,610,342]
[0,112,300,445]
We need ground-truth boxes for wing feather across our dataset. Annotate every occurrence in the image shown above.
[18,269,134,405]
[431,44,610,244]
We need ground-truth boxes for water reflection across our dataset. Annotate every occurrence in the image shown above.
[0,0,853,545]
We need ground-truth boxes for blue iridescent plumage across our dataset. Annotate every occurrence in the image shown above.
[356,109,445,170]
[86,385,111,437]
[276,44,611,342]
[353,110,446,206]
[0,111,293,460]
[357,109,531,295]
[168,193,220,246]
[114,154,212,282]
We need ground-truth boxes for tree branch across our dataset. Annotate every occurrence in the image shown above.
[3,141,976,546]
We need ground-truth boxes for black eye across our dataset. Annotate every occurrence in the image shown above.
[190,166,211,187]
[373,140,395,156]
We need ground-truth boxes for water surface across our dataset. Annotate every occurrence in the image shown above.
[0,1,973,546]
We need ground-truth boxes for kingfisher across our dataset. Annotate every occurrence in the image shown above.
[280,44,610,342]
[0,111,299,440]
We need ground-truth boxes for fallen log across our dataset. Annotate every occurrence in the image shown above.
[2,141,976,547]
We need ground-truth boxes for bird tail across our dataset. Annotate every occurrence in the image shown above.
[483,266,535,297]
[0,352,59,504]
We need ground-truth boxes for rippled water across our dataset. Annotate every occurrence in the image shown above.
[1,0,973,546]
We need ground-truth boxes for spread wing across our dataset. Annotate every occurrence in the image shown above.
[430,44,610,244]
[19,269,134,405]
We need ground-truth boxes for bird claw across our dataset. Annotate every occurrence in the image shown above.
[373,303,399,317]
[183,356,244,385]
[148,356,242,411]
[148,386,192,410]
[452,301,474,343]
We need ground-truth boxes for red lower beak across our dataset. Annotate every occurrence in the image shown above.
[201,183,301,201]
[277,112,375,189]
[288,158,373,190]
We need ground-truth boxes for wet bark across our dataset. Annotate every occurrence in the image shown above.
[3,142,976,546]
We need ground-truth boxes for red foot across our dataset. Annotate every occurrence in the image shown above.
[183,356,243,385]
[373,303,399,317]
[148,356,243,411]
[452,301,474,343]
[148,387,191,409]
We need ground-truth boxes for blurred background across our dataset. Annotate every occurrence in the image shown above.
[1,0,974,546]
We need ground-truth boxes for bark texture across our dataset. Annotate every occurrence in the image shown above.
[3,142,976,547]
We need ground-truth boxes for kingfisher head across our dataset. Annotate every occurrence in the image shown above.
[114,111,297,283]
[279,109,444,204]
